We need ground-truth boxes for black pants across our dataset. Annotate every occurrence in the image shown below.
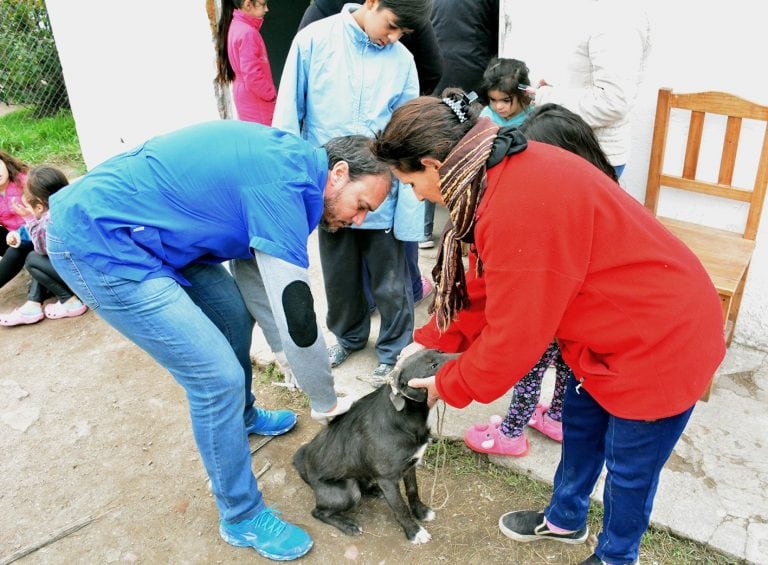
[25,251,75,303]
[0,226,34,290]
[318,228,414,365]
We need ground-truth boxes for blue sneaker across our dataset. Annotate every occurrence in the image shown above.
[246,407,297,436]
[220,507,313,561]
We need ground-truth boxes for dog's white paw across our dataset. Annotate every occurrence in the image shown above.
[420,509,436,522]
[410,527,432,544]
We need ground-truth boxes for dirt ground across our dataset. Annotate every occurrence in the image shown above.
[1,271,598,565]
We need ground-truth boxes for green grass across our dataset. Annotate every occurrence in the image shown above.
[0,107,85,175]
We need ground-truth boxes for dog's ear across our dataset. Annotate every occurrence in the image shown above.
[388,368,407,411]
[389,389,406,411]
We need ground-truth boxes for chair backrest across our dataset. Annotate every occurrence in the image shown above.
[644,87,768,240]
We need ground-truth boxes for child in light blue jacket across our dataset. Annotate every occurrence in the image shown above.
[273,0,432,383]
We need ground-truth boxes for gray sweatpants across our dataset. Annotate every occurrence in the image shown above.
[230,251,336,412]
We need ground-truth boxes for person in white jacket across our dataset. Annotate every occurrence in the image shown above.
[532,1,650,179]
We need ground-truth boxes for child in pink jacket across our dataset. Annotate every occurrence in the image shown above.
[215,0,276,125]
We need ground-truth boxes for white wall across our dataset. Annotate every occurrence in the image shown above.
[501,0,768,350]
[43,0,767,350]
[45,0,220,170]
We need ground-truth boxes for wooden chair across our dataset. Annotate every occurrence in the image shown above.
[644,88,768,398]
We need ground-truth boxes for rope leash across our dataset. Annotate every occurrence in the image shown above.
[428,400,451,509]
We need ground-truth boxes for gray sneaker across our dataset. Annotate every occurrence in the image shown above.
[328,343,351,368]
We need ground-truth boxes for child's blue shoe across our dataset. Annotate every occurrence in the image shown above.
[219,507,313,561]
[246,407,297,436]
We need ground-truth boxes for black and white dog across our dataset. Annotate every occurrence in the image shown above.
[293,349,456,544]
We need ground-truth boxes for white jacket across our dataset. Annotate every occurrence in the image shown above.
[535,1,650,166]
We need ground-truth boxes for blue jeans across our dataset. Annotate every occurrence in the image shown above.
[545,376,693,564]
[47,229,265,523]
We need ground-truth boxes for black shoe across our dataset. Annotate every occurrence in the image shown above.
[498,511,588,544]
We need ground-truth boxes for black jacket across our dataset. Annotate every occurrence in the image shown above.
[297,0,443,95]
[430,0,499,97]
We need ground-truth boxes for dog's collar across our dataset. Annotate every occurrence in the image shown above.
[388,376,422,411]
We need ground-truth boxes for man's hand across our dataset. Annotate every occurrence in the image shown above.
[407,376,439,408]
[395,341,425,368]
[5,230,21,248]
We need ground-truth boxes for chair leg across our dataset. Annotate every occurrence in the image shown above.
[726,267,750,347]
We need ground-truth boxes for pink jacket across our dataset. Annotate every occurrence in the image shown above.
[228,10,276,125]
[0,172,28,231]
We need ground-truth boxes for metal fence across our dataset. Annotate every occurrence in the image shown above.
[0,0,69,118]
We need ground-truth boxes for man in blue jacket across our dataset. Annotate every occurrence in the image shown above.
[47,121,391,561]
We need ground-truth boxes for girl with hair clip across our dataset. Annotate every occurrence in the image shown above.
[0,150,33,291]
[464,103,619,457]
[215,0,276,125]
[479,57,534,128]
[0,166,87,326]
[373,89,725,565]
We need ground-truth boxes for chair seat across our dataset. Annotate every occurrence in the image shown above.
[659,217,755,297]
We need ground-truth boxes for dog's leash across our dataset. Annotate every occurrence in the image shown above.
[386,376,451,508]
[428,400,451,510]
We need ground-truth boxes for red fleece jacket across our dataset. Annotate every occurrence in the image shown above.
[415,142,725,420]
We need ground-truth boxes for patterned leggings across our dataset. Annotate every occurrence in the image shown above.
[500,341,572,438]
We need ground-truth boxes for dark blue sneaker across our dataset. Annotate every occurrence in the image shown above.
[246,407,297,436]
[220,507,313,561]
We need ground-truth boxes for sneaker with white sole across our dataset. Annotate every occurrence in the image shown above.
[310,395,356,425]
[219,506,313,560]
[245,407,297,436]
[498,510,588,544]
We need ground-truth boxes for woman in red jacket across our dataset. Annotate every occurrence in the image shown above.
[216,0,276,125]
[372,90,726,565]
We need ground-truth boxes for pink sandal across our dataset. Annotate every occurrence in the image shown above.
[0,307,45,327]
[44,300,88,320]
[464,416,529,457]
[528,404,563,442]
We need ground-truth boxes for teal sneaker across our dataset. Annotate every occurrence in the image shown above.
[220,507,313,561]
[246,407,297,436]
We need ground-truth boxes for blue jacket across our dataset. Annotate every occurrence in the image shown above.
[273,5,421,233]
[49,121,328,283]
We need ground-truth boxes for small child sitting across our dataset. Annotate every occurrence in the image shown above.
[0,166,87,326]
[479,57,534,127]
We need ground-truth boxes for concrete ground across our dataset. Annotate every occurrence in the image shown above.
[251,206,768,564]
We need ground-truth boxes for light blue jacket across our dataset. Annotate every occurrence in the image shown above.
[273,4,423,235]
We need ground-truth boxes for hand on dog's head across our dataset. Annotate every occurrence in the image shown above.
[389,349,456,411]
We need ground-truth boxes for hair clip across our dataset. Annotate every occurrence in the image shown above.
[442,91,478,123]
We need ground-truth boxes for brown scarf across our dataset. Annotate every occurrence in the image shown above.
[431,118,500,332]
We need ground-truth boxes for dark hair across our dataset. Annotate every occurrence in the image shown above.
[481,57,533,110]
[0,150,29,184]
[324,135,391,180]
[215,0,244,85]
[519,103,617,181]
[372,88,482,172]
[378,0,432,31]
[24,165,69,209]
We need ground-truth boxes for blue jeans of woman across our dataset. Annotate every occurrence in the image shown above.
[47,229,264,523]
[545,375,693,564]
